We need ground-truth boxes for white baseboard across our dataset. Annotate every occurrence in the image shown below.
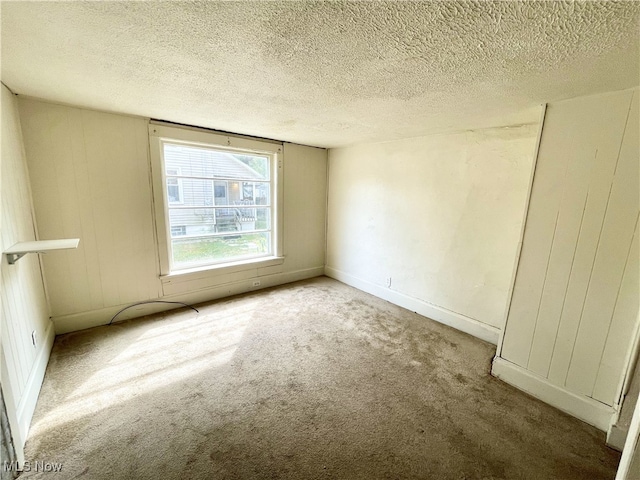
[53,266,325,334]
[324,266,500,345]
[12,320,55,466]
[492,356,615,431]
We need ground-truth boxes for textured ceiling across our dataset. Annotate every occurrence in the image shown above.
[1,1,639,148]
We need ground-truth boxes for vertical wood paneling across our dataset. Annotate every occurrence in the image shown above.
[83,109,125,307]
[525,92,633,377]
[500,88,639,409]
[0,86,49,412]
[48,104,87,313]
[547,95,634,387]
[67,108,104,310]
[108,116,137,303]
[565,92,639,397]
[282,143,327,273]
[18,99,160,321]
[592,221,639,405]
[499,108,572,367]
[526,136,594,376]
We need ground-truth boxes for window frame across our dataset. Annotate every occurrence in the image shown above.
[149,122,284,278]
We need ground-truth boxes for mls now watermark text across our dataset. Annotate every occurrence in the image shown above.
[3,460,63,472]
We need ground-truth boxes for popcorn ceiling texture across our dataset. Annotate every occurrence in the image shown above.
[1,1,638,147]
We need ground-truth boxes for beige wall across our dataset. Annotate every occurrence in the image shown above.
[494,88,639,430]
[326,123,539,342]
[18,99,160,318]
[0,85,53,464]
[18,98,327,333]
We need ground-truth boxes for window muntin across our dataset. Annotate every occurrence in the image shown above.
[156,139,277,272]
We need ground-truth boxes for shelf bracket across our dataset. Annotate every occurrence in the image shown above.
[6,252,27,265]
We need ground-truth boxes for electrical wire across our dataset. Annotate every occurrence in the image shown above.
[107,300,199,326]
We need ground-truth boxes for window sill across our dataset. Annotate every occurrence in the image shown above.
[160,257,284,295]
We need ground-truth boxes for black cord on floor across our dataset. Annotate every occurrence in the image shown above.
[107,301,199,326]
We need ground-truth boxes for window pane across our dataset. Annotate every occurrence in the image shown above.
[164,144,269,181]
[214,183,227,202]
[166,178,269,208]
[170,225,186,237]
[158,138,276,272]
[171,232,271,268]
[168,208,215,236]
[240,182,270,206]
[167,183,182,204]
[166,178,213,206]
[168,207,270,235]
[231,154,269,181]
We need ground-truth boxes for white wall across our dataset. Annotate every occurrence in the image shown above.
[326,123,539,343]
[0,85,54,465]
[494,88,639,431]
[18,98,327,333]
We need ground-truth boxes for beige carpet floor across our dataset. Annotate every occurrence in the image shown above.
[22,276,619,479]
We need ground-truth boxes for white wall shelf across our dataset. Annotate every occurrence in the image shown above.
[4,239,80,265]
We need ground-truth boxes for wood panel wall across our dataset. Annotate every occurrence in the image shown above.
[501,88,639,407]
[18,99,161,318]
[1,85,52,464]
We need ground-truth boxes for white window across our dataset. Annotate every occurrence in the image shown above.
[149,123,283,275]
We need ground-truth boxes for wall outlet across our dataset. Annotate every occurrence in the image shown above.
[31,330,37,348]
[252,280,261,287]
[386,277,392,287]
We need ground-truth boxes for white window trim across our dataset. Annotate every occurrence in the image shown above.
[148,121,284,279]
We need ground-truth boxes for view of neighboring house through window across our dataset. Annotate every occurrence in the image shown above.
[156,138,275,271]
[166,167,183,203]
